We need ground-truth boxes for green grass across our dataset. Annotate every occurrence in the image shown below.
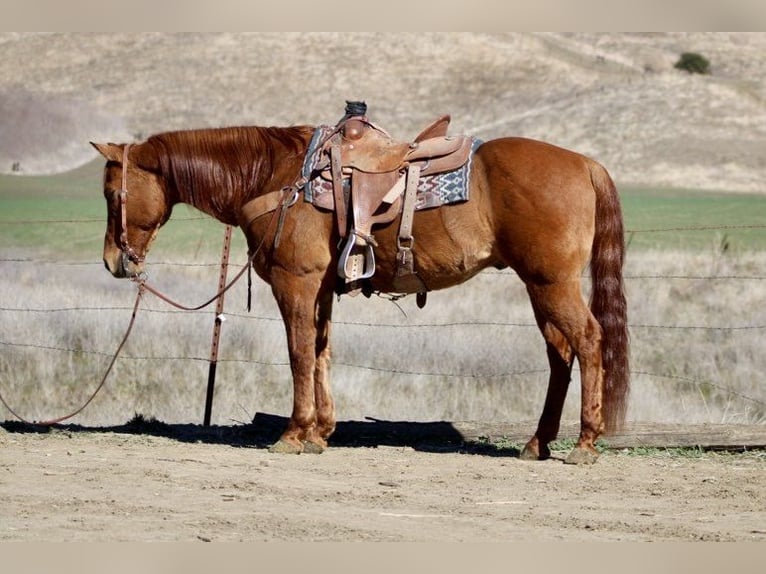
[2,168,765,258]
[0,159,103,200]
[620,186,766,252]
[0,160,246,260]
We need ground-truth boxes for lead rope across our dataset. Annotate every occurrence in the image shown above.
[0,162,298,426]
[0,284,145,426]
[0,232,258,426]
[136,191,283,311]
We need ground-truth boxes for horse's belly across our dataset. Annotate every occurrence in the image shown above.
[369,228,497,293]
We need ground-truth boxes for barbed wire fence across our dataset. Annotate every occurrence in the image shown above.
[1,216,766,427]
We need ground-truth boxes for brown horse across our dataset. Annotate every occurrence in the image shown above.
[92,119,628,465]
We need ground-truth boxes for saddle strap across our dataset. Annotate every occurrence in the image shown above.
[330,135,348,239]
[398,163,420,257]
[393,164,428,300]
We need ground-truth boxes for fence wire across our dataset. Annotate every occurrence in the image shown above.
[2,217,766,416]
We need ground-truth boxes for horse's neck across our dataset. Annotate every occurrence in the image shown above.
[171,186,233,225]
[164,125,312,225]
[166,169,247,226]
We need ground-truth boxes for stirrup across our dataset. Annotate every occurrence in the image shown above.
[338,235,376,281]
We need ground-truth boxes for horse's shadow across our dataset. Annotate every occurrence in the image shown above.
[1,412,521,457]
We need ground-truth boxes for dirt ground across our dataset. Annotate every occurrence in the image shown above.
[2,420,765,543]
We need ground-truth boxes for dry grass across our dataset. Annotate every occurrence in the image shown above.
[1,33,765,193]
[2,246,764,428]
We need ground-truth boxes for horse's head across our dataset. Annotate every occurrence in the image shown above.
[91,141,171,279]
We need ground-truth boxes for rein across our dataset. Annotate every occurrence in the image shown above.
[135,185,293,311]
[0,284,145,426]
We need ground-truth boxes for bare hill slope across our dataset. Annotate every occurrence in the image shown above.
[1,32,764,192]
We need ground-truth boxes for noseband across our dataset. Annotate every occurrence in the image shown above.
[117,143,145,266]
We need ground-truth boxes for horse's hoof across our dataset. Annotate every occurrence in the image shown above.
[301,440,326,454]
[268,439,303,454]
[519,444,540,461]
[519,441,550,461]
[564,447,599,465]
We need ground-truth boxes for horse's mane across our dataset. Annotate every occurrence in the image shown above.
[146,125,312,215]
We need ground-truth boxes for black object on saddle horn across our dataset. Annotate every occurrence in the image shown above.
[343,100,367,119]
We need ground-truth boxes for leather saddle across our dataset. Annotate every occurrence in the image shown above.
[315,102,474,300]
[238,102,475,305]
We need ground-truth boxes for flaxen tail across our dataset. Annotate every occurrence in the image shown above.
[589,161,630,433]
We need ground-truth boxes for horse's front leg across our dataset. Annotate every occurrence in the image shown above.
[268,270,335,454]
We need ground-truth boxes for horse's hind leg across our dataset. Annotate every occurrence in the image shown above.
[522,280,604,464]
[519,318,574,461]
[313,288,336,444]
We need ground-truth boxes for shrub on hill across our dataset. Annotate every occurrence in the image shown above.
[674,52,711,75]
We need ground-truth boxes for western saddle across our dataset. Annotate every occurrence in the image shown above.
[241,101,475,304]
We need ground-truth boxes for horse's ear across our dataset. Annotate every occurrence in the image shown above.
[90,142,123,163]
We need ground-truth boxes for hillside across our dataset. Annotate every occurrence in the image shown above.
[1,32,765,192]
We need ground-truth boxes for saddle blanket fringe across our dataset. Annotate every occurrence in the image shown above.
[301,126,483,210]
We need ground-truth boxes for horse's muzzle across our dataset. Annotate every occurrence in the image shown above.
[104,251,142,279]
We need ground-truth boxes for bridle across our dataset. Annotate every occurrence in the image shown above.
[117,143,145,267]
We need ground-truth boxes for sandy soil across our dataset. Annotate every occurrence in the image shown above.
[2,424,764,542]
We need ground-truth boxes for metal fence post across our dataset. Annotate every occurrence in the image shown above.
[204,225,233,426]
